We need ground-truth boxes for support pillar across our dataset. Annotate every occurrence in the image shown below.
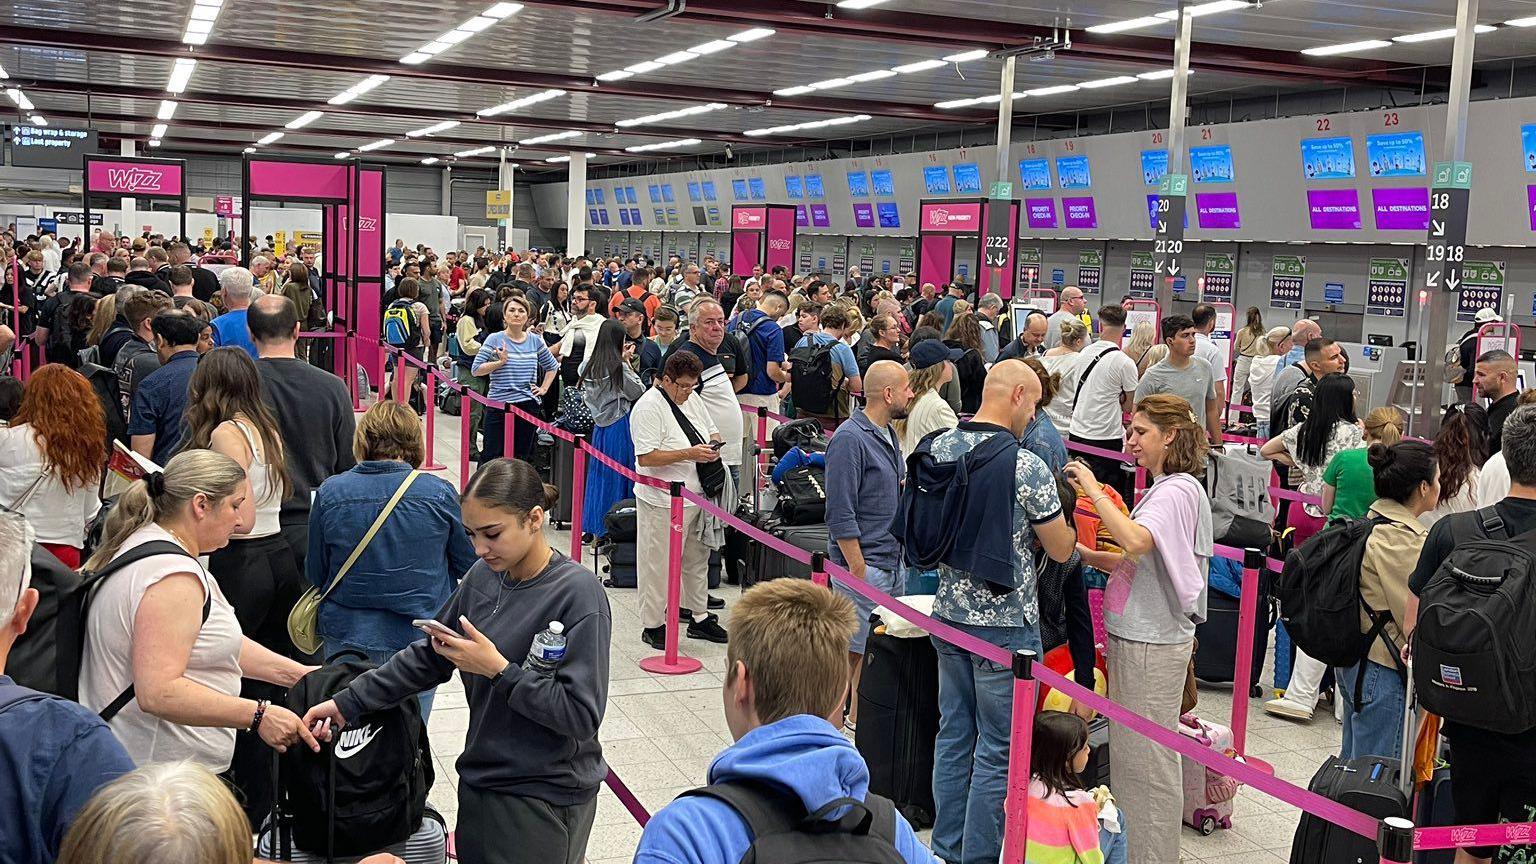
[1156,0,1192,313]
[119,139,137,237]
[993,55,1016,185]
[565,152,588,258]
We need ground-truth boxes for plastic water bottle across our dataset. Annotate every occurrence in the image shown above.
[525,621,567,674]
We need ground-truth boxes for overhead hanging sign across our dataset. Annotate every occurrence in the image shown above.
[1426,161,1472,292]
[485,189,511,220]
[1154,173,1188,281]
[9,124,97,169]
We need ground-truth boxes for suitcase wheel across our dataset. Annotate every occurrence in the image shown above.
[1199,814,1217,836]
[1250,684,1264,699]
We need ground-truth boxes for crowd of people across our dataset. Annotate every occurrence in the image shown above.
[2,222,1535,864]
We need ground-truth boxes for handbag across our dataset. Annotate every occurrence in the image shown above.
[288,470,421,655]
[557,382,594,436]
[662,392,726,499]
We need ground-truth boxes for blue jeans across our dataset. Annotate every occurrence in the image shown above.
[930,621,1042,864]
[1338,658,1405,761]
[1256,421,1269,439]
[834,566,898,655]
[1100,825,1128,864]
[326,643,437,722]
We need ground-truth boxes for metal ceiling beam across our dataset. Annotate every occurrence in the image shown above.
[511,0,1431,89]
[11,76,816,148]
[0,24,962,124]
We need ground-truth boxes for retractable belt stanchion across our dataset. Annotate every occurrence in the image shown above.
[346,332,363,413]
[420,369,446,471]
[393,352,407,404]
[1000,649,1040,864]
[810,551,828,588]
[1379,817,1414,864]
[639,482,704,675]
[570,446,587,563]
[502,404,516,459]
[1232,546,1266,754]
[459,392,473,491]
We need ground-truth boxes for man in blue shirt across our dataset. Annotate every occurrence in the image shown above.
[128,310,203,465]
[933,281,966,333]
[0,512,135,864]
[733,290,788,457]
[792,305,862,429]
[210,264,258,357]
[825,360,910,730]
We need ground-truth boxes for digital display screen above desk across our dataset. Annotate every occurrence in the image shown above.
[1367,132,1426,177]
[871,170,895,196]
[952,163,982,194]
[1190,145,1235,184]
[876,202,901,228]
[1300,137,1356,180]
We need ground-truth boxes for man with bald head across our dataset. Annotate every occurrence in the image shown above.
[1046,285,1090,348]
[825,359,912,728]
[998,309,1050,362]
[1476,349,1520,453]
[916,357,1079,864]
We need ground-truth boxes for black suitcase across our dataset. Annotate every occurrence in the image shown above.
[1413,764,1454,864]
[855,624,939,831]
[605,564,637,589]
[744,518,829,586]
[608,542,637,567]
[1289,756,1408,864]
[1194,585,1271,697]
[548,435,580,529]
[604,499,637,543]
[1080,716,1110,790]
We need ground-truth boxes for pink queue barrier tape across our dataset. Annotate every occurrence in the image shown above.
[604,768,652,828]
[1064,439,1137,465]
[1415,821,1536,851]
[1223,433,1267,446]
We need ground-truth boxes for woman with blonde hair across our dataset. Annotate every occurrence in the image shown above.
[0,364,105,567]
[943,312,988,414]
[1232,307,1267,402]
[1321,406,1405,521]
[897,339,959,456]
[1040,318,1088,436]
[87,294,117,347]
[1124,320,1157,373]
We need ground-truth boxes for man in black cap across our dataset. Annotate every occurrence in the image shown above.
[619,297,663,385]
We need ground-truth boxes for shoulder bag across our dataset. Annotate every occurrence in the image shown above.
[662,393,727,499]
[288,470,421,655]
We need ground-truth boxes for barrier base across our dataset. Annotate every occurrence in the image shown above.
[639,655,703,675]
[420,461,448,471]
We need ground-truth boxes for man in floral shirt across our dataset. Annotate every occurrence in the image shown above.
[925,360,1078,864]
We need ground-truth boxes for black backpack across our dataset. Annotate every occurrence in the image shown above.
[789,338,841,416]
[734,314,770,380]
[772,418,828,459]
[277,656,433,858]
[47,291,94,366]
[679,779,905,864]
[76,359,130,446]
[1413,507,1536,735]
[775,465,827,525]
[7,544,85,695]
[1270,366,1312,433]
[1277,516,1402,709]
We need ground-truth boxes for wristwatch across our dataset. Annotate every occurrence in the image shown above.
[489,662,512,685]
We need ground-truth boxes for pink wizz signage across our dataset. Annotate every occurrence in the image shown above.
[86,160,185,197]
[730,205,796,276]
[248,160,350,198]
[920,201,984,233]
[732,207,767,229]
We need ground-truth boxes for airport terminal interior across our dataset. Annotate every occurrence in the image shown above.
[4,0,1536,862]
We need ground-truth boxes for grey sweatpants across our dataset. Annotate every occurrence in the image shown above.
[636,497,709,629]
[456,785,597,864]
[1107,634,1193,864]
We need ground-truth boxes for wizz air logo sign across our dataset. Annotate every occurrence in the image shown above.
[767,238,792,251]
[105,168,167,193]
[357,216,379,231]
[927,208,974,228]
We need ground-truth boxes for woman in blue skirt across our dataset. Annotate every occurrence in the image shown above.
[581,319,645,540]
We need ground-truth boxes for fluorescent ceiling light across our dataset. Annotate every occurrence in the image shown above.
[438,29,473,45]
[808,77,854,90]
[1086,15,1166,33]
[1025,84,1079,96]
[935,97,986,109]
[357,138,394,152]
[458,15,497,33]
[624,60,665,73]
[1155,0,1251,19]
[893,59,947,74]
[847,69,898,83]
[257,131,284,145]
[167,58,196,93]
[157,99,178,120]
[243,147,256,153]
[1392,24,1495,42]
[285,110,324,129]
[1507,15,1536,26]
[1137,68,1177,80]
[655,50,698,65]
[773,85,816,96]
[624,138,701,152]
[546,153,595,162]
[615,102,726,127]
[1301,39,1392,56]
[406,119,461,137]
[743,114,870,136]
[476,88,566,116]
[482,2,523,17]
[5,89,33,110]
[519,130,583,144]
[421,157,440,165]
[595,69,634,81]
[0,65,8,80]
[334,152,351,159]
[1079,75,1138,88]
[729,27,775,42]
[29,114,46,126]
[837,0,889,7]
[147,139,161,148]
[151,123,168,137]
[942,49,989,63]
[421,41,453,54]
[401,52,432,64]
[184,18,215,34]
[193,0,222,6]
[455,146,495,157]
[190,4,219,21]
[182,31,208,45]
[688,39,734,54]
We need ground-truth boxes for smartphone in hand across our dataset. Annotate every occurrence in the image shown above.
[413,619,460,640]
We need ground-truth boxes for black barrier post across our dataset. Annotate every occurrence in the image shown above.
[1378,816,1414,864]
[810,551,827,588]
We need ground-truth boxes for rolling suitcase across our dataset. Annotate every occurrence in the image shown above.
[1290,755,1408,864]
[602,540,638,589]
[604,499,637,543]
[744,517,829,586]
[548,435,581,529]
[1413,763,1454,864]
[1178,713,1241,835]
[1194,585,1272,697]
[855,619,939,831]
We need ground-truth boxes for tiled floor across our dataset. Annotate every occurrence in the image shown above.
[412,399,1340,863]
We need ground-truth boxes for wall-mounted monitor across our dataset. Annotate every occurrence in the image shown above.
[732,179,750,200]
[1141,150,1169,186]
[648,184,662,203]
[1056,155,1091,189]
[1366,132,1426,177]
[687,182,702,202]
[1524,124,1536,173]
[785,176,804,199]
[871,169,895,196]
[619,209,632,225]
[952,163,982,194]
[852,203,875,227]
[593,188,605,205]
[1299,137,1356,180]
[702,181,717,201]
[748,177,767,200]
[923,165,951,195]
[876,202,901,228]
[1190,145,1235,184]
[805,174,825,199]
[1019,158,1051,190]
[847,171,870,197]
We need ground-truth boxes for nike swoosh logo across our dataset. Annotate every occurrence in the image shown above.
[335,725,382,759]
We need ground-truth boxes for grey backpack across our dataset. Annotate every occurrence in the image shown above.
[1205,446,1275,548]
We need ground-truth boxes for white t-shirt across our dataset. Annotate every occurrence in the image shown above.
[1423,466,1481,527]
[1069,342,1139,441]
[1039,351,1085,437]
[0,424,101,546]
[1476,452,1511,508]
[1195,332,1228,386]
[631,388,720,508]
[80,524,245,772]
[1247,354,1283,424]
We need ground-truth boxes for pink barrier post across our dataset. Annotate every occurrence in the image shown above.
[459,392,472,491]
[810,551,829,588]
[393,351,407,404]
[569,446,587,563]
[1231,546,1266,754]
[502,404,516,458]
[1380,817,1414,863]
[639,483,704,675]
[1000,650,1040,864]
[420,371,446,471]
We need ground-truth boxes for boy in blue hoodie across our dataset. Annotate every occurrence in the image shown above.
[632,579,939,864]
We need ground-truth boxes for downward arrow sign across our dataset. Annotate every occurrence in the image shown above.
[1446,273,1461,291]
[1157,220,1167,233]
[1168,263,1181,276]
[1431,219,1446,236]
[1154,261,1165,274]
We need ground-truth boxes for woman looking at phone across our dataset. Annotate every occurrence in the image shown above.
[303,458,612,864]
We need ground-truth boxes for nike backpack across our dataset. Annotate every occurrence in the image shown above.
[679,779,906,864]
[278,655,433,858]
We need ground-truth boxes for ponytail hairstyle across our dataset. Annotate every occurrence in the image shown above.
[1361,406,1405,447]
[1021,357,1061,410]
[462,458,559,528]
[1057,318,1089,350]
[1134,393,1210,476]
[1032,710,1092,803]
[1369,440,1437,504]
[83,450,246,572]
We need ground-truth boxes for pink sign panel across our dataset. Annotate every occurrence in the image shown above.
[1306,188,1362,230]
[248,160,350,199]
[732,207,767,230]
[86,159,184,197]
[764,207,797,273]
[809,204,830,228]
[1025,198,1057,229]
[1529,186,1536,232]
[731,232,760,277]
[795,205,809,228]
[1371,187,1430,230]
[920,201,984,234]
[357,167,384,279]
[919,235,953,288]
[978,200,1020,299]
[1062,197,1097,229]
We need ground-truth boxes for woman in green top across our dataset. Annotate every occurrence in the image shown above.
[1321,407,1405,521]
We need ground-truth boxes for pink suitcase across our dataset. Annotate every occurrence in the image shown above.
[1177,713,1242,835]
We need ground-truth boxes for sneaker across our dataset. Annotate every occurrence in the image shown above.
[641,626,666,650]
[707,594,725,610]
[677,607,693,621]
[686,614,729,643]
[1263,697,1314,721]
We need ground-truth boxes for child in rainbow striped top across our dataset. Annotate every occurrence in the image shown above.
[1027,711,1127,864]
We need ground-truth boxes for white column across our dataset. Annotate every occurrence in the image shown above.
[441,166,452,216]
[119,139,136,237]
[499,148,516,250]
[565,152,587,257]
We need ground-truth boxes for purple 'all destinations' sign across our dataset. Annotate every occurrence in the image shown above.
[809,204,830,227]
[852,203,875,228]
[1062,196,1098,229]
[1195,192,1241,229]
[1527,186,1536,231]
[1371,187,1430,230]
[1306,188,1362,230]
[1025,198,1058,229]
